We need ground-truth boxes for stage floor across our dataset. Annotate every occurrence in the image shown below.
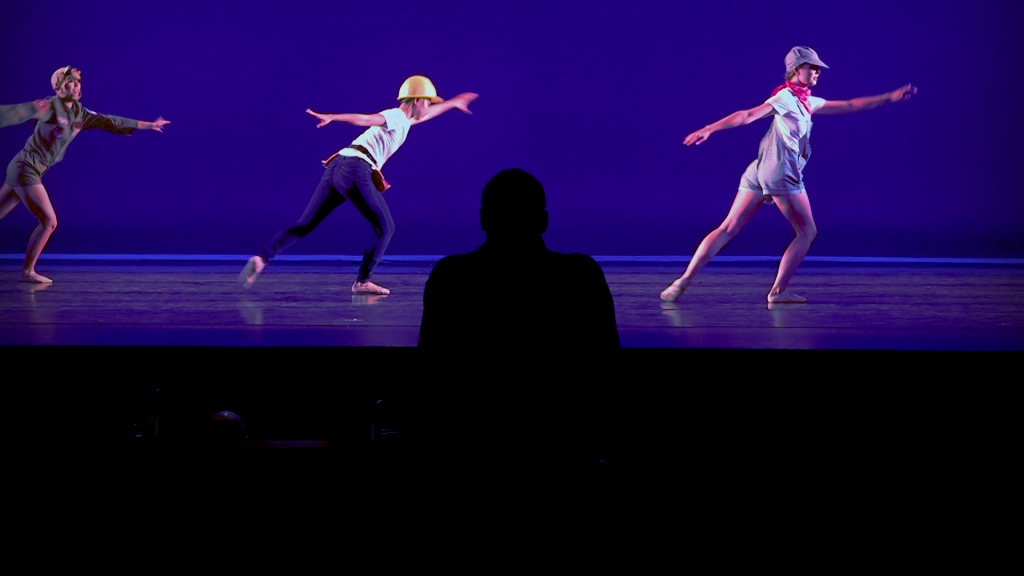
[2,260,1022,349]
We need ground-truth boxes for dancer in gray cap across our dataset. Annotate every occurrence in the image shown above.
[660,47,917,304]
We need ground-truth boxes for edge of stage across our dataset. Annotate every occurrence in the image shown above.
[2,254,1022,350]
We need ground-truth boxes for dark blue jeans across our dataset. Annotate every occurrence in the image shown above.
[259,156,394,281]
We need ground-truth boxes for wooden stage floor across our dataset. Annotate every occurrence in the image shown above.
[2,259,1022,350]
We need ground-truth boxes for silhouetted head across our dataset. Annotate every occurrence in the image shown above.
[206,410,247,441]
[480,169,548,239]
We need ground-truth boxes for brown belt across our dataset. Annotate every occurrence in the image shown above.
[321,145,390,193]
[322,144,376,167]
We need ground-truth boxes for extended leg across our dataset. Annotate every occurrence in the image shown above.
[0,183,21,221]
[12,183,57,283]
[660,189,765,301]
[240,176,345,288]
[767,193,817,303]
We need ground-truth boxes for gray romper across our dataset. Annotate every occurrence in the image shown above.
[738,88,825,198]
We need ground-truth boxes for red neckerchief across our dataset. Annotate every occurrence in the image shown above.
[771,80,812,114]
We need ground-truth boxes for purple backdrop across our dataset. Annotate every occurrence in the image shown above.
[1,0,1020,258]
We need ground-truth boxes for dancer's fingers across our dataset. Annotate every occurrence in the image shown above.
[454,94,476,114]
[306,109,331,128]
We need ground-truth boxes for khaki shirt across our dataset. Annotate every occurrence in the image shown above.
[0,95,139,173]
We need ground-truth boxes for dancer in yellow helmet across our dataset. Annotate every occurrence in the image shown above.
[239,76,477,294]
[0,66,170,283]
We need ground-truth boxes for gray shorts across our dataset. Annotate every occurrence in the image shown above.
[5,156,46,187]
[737,159,806,197]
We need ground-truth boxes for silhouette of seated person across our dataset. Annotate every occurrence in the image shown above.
[419,168,619,350]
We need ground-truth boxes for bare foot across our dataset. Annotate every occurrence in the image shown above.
[767,290,807,304]
[660,277,689,301]
[352,280,390,295]
[20,271,53,284]
[238,256,265,288]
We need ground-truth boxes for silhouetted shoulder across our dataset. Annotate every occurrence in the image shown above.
[419,253,477,347]
[432,252,474,269]
[551,252,607,280]
[556,251,600,266]
[425,252,477,284]
[421,248,618,348]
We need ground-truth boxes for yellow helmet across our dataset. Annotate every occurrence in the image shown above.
[397,75,443,103]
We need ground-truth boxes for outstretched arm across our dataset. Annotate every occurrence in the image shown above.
[816,84,918,115]
[0,100,50,129]
[82,110,170,135]
[306,110,385,128]
[410,93,478,125]
[683,102,774,146]
[137,117,171,132]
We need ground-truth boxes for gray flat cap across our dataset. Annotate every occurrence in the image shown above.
[785,46,829,71]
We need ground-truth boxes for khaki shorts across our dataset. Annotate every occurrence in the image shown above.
[5,156,46,187]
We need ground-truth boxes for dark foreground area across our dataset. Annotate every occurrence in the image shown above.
[12,345,1012,505]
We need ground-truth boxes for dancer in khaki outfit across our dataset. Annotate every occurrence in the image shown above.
[660,47,917,304]
[0,66,170,283]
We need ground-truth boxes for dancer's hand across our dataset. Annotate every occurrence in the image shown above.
[450,93,478,114]
[147,117,171,133]
[684,127,712,146]
[307,109,333,128]
[890,84,918,103]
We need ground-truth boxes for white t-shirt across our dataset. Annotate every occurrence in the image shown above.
[765,89,826,155]
[338,108,411,170]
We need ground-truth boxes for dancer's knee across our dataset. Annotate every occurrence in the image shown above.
[379,217,395,241]
[288,223,314,238]
[41,215,57,232]
[717,222,741,238]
